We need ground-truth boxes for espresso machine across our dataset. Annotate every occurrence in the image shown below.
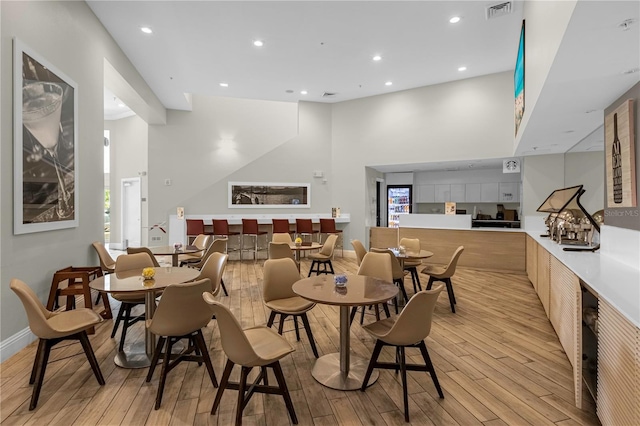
[537,185,601,252]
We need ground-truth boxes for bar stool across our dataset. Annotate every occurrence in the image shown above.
[241,219,268,261]
[186,219,207,245]
[319,218,343,257]
[295,218,319,243]
[212,219,240,254]
[272,218,293,239]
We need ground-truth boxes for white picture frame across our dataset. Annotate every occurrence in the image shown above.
[228,182,311,208]
[14,38,79,234]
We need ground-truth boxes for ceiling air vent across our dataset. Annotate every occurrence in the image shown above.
[322,92,337,98]
[486,1,512,20]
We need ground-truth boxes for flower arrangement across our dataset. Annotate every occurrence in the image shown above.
[173,242,183,251]
[294,237,302,246]
[334,273,348,287]
[142,267,155,280]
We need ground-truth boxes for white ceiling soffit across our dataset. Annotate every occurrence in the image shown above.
[104,87,135,121]
[515,0,640,156]
[87,1,523,110]
[373,158,509,173]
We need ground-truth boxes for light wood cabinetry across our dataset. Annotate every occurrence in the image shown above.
[536,244,550,317]
[597,299,640,425]
[526,235,538,291]
[416,184,435,203]
[549,256,582,408]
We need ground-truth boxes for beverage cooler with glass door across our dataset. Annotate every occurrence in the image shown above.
[387,185,412,228]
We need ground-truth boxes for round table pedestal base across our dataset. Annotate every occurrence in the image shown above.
[311,353,378,390]
[114,341,186,369]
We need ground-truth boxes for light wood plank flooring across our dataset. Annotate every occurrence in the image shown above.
[0,256,600,425]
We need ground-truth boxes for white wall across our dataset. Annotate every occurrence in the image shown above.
[0,1,164,352]
[565,151,604,214]
[521,154,565,222]
[332,72,516,246]
[104,115,149,247]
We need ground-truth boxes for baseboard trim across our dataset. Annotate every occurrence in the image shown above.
[0,327,36,363]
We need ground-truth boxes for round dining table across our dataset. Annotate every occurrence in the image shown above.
[292,274,398,390]
[392,248,433,302]
[148,245,204,267]
[89,266,200,368]
[288,242,322,271]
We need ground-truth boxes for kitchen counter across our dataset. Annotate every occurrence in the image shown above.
[472,219,521,228]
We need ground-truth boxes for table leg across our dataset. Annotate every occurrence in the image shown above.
[172,253,179,267]
[311,305,379,390]
[114,291,156,369]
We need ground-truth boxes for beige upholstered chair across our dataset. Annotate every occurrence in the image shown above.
[360,284,445,422]
[11,278,105,410]
[319,218,343,256]
[178,234,212,264]
[272,232,294,245]
[111,253,153,351]
[371,248,409,312]
[269,242,297,262]
[263,258,318,358]
[307,234,338,276]
[351,239,367,266]
[126,247,161,267]
[92,241,116,274]
[202,296,298,425]
[349,252,393,325]
[422,246,464,313]
[146,278,218,409]
[180,237,226,267]
[195,252,228,297]
[399,237,422,292]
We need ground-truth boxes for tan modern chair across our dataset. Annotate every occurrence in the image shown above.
[202,296,298,425]
[10,278,105,410]
[92,241,116,274]
[263,258,318,358]
[307,234,338,276]
[319,218,343,256]
[180,237,226,267]
[371,248,409,312]
[349,252,393,325]
[351,239,367,266]
[422,246,465,313]
[146,278,218,409]
[111,253,153,351]
[179,234,212,263]
[195,252,228,297]
[360,285,445,422]
[399,237,422,292]
[269,242,297,262]
[272,232,294,245]
[126,246,161,267]
[240,219,268,261]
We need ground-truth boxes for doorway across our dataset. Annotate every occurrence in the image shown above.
[121,177,141,249]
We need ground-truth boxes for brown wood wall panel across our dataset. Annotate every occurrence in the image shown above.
[368,227,398,250]
[549,256,582,408]
[526,235,538,290]
[367,227,526,273]
[597,299,640,425]
[536,245,550,317]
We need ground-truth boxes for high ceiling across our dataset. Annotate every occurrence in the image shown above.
[90,1,639,165]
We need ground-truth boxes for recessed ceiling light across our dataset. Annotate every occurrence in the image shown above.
[253,40,264,47]
[117,102,126,108]
[458,66,467,71]
[373,55,382,61]
[300,90,308,95]
[140,27,153,34]
[385,81,393,86]
[219,82,229,88]
[622,67,639,74]
[585,109,597,114]
[449,16,461,24]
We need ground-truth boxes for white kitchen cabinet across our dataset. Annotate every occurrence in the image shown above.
[434,184,450,202]
[499,182,519,202]
[416,184,435,203]
[465,183,481,202]
[480,183,499,202]
[450,184,465,202]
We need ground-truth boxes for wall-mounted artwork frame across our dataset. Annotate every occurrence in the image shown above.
[14,38,79,234]
[605,99,636,208]
[228,182,310,208]
[514,20,525,136]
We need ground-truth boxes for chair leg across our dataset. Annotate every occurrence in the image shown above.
[236,366,249,425]
[221,279,229,296]
[29,339,46,385]
[412,268,422,292]
[267,310,277,328]
[155,337,175,409]
[361,340,384,391]
[293,316,300,341]
[382,302,391,318]
[398,346,410,422]
[446,277,457,305]
[211,359,234,415]
[426,276,435,290]
[272,361,298,424]
[118,304,134,352]
[111,302,127,338]
[418,341,444,398]
[300,313,319,358]
[278,313,287,335]
[374,305,380,321]
[146,336,166,382]
[194,330,218,388]
[30,339,53,410]
[360,305,366,324]
[308,260,317,277]
[78,331,105,385]
[349,307,358,325]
